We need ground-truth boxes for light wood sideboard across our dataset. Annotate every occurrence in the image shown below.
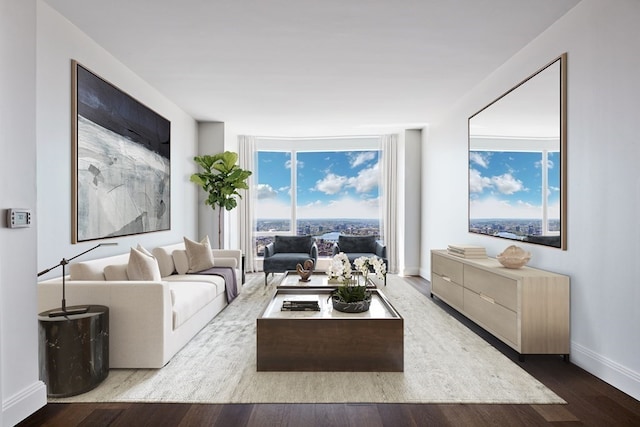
[430,249,570,359]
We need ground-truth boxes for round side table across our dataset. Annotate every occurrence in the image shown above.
[38,305,109,397]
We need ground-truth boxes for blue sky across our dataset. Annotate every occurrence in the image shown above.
[469,150,560,219]
[256,150,380,219]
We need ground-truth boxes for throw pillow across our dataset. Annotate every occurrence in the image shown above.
[172,250,190,275]
[104,263,129,281]
[184,236,215,273]
[127,246,162,281]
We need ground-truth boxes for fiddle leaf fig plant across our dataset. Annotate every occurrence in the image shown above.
[190,151,252,248]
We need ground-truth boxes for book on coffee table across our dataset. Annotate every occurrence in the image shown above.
[281,296,320,311]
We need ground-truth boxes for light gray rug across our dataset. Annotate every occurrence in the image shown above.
[50,274,565,404]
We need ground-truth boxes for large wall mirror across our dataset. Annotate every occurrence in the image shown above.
[468,53,567,249]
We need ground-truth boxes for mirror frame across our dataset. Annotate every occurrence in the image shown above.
[468,53,567,250]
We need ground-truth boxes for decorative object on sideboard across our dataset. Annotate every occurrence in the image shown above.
[296,259,315,282]
[447,244,487,259]
[190,151,252,248]
[37,242,118,317]
[497,245,532,269]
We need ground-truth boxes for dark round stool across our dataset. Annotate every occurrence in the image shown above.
[38,305,109,397]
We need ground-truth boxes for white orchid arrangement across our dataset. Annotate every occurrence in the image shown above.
[326,252,353,282]
[328,252,370,303]
[354,255,387,280]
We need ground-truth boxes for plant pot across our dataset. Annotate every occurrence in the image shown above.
[331,294,371,313]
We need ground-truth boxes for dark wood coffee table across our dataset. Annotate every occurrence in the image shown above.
[256,288,403,371]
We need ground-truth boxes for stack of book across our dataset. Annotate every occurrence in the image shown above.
[447,244,487,259]
[281,297,320,311]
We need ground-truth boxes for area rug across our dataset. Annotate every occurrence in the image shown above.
[50,274,565,404]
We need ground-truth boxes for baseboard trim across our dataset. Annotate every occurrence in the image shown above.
[2,380,47,426]
[401,267,421,276]
[571,341,640,401]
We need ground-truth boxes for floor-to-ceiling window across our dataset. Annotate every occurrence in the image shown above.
[255,137,382,257]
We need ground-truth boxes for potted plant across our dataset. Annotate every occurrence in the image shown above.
[190,151,252,248]
[327,252,371,313]
[354,255,387,283]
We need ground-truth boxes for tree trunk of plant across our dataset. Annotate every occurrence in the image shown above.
[218,208,223,249]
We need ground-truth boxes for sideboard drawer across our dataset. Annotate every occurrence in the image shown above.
[464,265,517,311]
[432,253,463,284]
[432,274,463,311]
[464,288,518,346]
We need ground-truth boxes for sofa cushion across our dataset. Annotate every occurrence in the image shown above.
[69,253,129,281]
[104,263,129,281]
[184,236,215,273]
[173,250,190,275]
[164,274,226,296]
[169,281,219,329]
[338,235,376,253]
[264,253,314,271]
[127,246,162,281]
[274,235,313,254]
[152,244,183,277]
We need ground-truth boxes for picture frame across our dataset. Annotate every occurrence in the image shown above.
[71,60,171,243]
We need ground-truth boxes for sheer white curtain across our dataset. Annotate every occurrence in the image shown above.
[380,134,398,274]
[238,135,257,272]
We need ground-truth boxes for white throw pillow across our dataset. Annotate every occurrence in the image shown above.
[172,250,190,275]
[104,263,129,281]
[127,246,162,281]
[184,236,215,273]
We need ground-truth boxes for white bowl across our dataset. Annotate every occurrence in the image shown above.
[497,245,531,269]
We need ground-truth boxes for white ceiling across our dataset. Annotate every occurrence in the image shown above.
[43,0,580,136]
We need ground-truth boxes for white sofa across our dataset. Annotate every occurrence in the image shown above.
[37,242,242,369]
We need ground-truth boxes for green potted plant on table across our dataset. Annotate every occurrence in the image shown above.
[190,151,252,248]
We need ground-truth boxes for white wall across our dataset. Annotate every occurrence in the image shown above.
[197,122,225,248]
[36,2,199,280]
[422,0,640,400]
[1,1,48,425]
[398,129,422,275]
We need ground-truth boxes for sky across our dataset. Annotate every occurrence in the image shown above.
[256,150,380,219]
[469,150,560,220]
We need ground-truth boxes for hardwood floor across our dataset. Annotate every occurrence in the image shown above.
[19,276,640,426]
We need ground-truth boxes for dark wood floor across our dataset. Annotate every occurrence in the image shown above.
[19,276,640,426]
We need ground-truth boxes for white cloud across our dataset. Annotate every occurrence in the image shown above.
[470,196,560,220]
[469,168,492,193]
[285,159,304,169]
[315,173,348,195]
[256,183,278,199]
[255,199,291,219]
[298,196,380,219]
[491,173,524,195]
[350,152,376,168]
[346,162,379,193]
[469,152,490,168]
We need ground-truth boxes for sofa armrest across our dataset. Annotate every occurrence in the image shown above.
[375,241,387,259]
[310,242,318,262]
[213,249,241,269]
[264,242,275,258]
[38,278,172,368]
[332,243,340,256]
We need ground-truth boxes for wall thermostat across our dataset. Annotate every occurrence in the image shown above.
[7,209,32,228]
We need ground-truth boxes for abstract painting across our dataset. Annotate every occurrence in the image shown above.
[72,60,171,243]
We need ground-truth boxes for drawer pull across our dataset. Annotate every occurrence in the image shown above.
[479,293,495,304]
[442,276,452,282]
